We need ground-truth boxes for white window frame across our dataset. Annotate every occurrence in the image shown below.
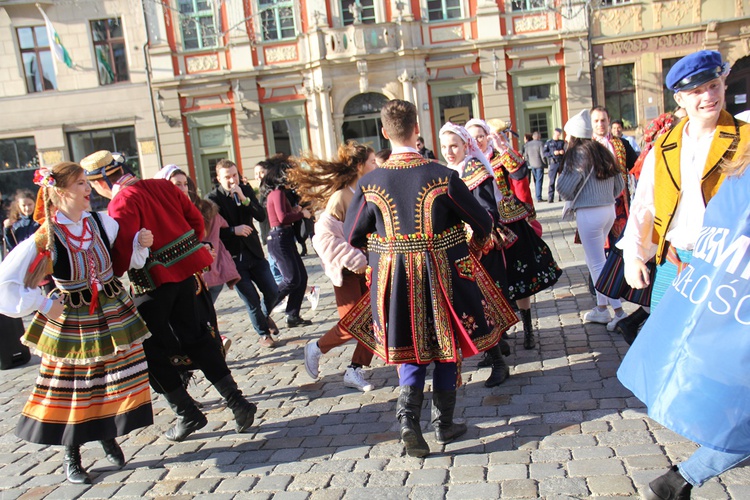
[177,0,219,51]
[257,0,299,42]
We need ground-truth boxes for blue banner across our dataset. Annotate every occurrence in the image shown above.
[618,171,750,454]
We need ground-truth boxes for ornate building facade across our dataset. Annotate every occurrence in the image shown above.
[0,0,748,197]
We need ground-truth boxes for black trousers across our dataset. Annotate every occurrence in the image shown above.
[138,277,230,394]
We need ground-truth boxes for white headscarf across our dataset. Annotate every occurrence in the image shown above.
[154,164,183,181]
[465,118,495,159]
[439,122,501,202]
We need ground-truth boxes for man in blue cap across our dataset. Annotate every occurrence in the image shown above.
[618,51,750,498]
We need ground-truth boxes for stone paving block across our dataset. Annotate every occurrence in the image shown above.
[500,478,538,498]
[288,472,333,491]
[77,483,123,499]
[253,474,294,492]
[409,485,446,500]
[272,492,312,500]
[529,462,566,479]
[310,488,346,500]
[405,468,448,486]
[587,475,636,496]
[215,476,259,493]
[624,454,671,470]
[446,482,500,499]
[567,458,625,476]
[692,480,730,499]
[449,465,485,483]
[487,463,527,481]
[177,477,221,494]
[537,476,589,497]
[367,469,407,487]
[342,487,412,499]
[329,471,368,489]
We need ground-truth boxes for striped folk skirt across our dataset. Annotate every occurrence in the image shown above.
[16,344,153,446]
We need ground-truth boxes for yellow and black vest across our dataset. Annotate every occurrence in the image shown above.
[652,110,750,264]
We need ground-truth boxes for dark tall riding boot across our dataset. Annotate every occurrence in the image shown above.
[615,306,650,345]
[478,338,510,367]
[214,374,257,434]
[100,438,125,467]
[521,308,535,350]
[484,345,510,387]
[396,385,429,457]
[644,466,692,500]
[163,386,208,442]
[431,390,467,445]
[63,445,91,484]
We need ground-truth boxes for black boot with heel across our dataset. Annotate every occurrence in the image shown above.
[63,445,91,484]
[396,385,430,457]
[431,390,467,445]
[520,308,535,349]
[484,344,510,387]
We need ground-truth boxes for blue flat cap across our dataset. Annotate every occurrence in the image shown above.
[666,50,729,92]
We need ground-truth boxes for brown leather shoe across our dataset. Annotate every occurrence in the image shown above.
[260,335,276,348]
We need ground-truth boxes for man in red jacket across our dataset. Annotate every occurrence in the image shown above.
[82,150,257,443]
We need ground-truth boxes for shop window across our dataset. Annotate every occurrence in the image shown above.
[510,0,545,11]
[178,0,218,50]
[662,57,680,114]
[341,0,376,25]
[91,18,129,85]
[259,0,297,41]
[0,137,38,202]
[438,94,474,125]
[427,0,461,21]
[604,64,636,128]
[17,26,57,93]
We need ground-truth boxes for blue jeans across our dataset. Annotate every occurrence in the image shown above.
[268,253,283,285]
[233,249,279,336]
[679,446,750,486]
[399,362,458,391]
[267,226,308,317]
[532,167,545,201]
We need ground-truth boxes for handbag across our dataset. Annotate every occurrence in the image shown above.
[560,167,594,221]
[594,246,656,307]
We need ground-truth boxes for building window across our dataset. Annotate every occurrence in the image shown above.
[438,94,474,125]
[91,18,129,86]
[604,64,636,128]
[0,137,38,200]
[263,103,308,156]
[341,0,376,25]
[522,84,551,101]
[178,0,218,50]
[511,0,545,11]
[427,0,461,21]
[662,57,680,114]
[17,26,57,93]
[259,0,297,41]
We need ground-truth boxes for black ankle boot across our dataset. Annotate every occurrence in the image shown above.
[163,386,208,442]
[63,445,91,484]
[396,385,429,457]
[100,438,125,467]
[478,338,509,367]
[431,390,467,445]
[484,345,510,387]
[645,466,692,500]
[615,307,650,345]
[214,374,257,433]
[520,309,535,349]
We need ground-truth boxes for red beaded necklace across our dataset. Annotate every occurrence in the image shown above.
[58,218,94,252]
[57,217,101,314]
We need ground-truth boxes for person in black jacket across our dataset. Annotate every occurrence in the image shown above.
[208,159,280,348]
[543,128,566,203]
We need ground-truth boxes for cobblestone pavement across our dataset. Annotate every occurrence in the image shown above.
[2,202,750,500]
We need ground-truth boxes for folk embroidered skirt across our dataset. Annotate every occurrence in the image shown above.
[502,219,562,300]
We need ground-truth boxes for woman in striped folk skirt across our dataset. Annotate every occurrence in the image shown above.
[0,162,153,484]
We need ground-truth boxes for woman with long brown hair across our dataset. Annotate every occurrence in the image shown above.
[0,162,153,484]
[289,141,377,391]
[3,189,39,254]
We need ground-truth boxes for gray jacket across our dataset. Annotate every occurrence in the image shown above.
[524,140,545,168]
[556,148,625,210]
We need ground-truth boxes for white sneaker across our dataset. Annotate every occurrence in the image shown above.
[304,340,322,379]
[343,367,374,392]
[221,336,232,356]
[306,286,320,311]
[606,310,628,332]
[584,307,611,324]
[273,296,288,314]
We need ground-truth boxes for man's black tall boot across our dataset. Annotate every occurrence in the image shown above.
[431,390,467,445]
[214,374,257,434]
[644,466,692,500]
[163,386,208,442]
[396,385,429,457]
[615,307,650,345]
[484,345,510,387]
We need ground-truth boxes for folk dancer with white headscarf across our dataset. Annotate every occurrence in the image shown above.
[464,119,562,351]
